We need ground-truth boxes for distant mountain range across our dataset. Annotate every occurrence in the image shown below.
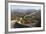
[11,9,41,16]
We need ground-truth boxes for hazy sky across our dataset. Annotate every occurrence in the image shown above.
[11,5,41,10]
